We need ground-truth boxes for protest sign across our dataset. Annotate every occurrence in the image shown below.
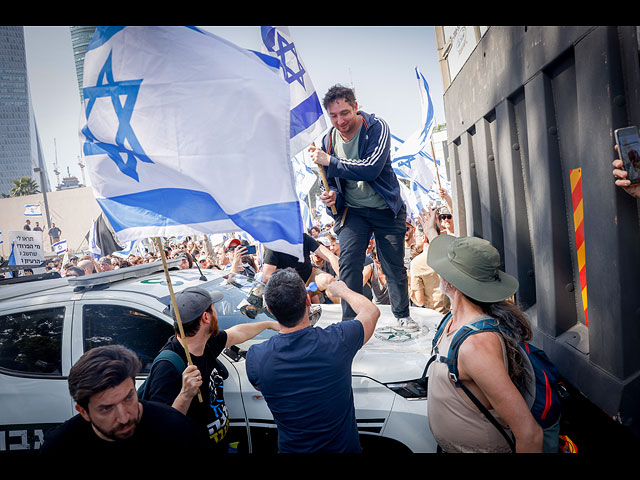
[7,230,46,274]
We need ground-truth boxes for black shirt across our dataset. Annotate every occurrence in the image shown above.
[39,400,208,457]
[146,333,230,450]
[263,233,320,282]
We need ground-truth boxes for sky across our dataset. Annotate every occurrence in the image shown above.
[22,26,446,190]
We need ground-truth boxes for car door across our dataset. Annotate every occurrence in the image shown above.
[71,301,176,374]
[0,301,74,453]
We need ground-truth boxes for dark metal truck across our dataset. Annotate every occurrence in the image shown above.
[435,25,640,451]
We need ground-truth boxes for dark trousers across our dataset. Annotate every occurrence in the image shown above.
[335,205,410,321]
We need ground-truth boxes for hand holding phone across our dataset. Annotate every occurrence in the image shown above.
[614,126,640,186]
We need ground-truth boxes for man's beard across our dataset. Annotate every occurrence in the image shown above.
[90,402,141,441]
[209,319,219,337]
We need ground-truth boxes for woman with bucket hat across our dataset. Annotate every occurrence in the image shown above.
[421,208,543,452]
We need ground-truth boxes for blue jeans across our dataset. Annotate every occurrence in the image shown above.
[334,205,410,321]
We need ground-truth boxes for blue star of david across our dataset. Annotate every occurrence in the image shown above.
[81,51,153,182]
[394,155,416,170]
[273,32,306,89]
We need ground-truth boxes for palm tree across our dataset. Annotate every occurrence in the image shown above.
[9,177,40,197]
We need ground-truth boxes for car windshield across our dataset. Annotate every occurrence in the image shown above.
[198,272,277,342]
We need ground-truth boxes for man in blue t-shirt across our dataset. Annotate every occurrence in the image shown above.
[245,268,380,453]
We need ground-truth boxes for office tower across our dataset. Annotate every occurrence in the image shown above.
[70,26,97,103]
[0,26,51,196]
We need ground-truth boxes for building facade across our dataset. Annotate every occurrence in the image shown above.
[69,26,97,103]
[0,26,51,197]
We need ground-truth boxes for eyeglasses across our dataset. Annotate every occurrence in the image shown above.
[439,214,452,220]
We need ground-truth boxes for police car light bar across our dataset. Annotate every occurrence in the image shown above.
[67,258,182,289]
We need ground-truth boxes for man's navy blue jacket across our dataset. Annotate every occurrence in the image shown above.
[320,110,403,218]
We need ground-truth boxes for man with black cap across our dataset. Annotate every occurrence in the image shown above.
[144,286,279,453]
[422,207,543,453]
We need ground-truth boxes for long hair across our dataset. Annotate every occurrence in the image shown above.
[467,296,533,391]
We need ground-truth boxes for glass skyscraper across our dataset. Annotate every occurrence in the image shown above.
[0,26,51,196]
[70,26,97,103]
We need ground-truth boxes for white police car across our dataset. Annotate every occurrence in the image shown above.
[0,261,441,454]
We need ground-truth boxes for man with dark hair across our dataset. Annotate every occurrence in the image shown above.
[308,84,418,332]
[40,345,207,457]
[245,268,380,453]
[144,286,279,453]
[261,233,340,293]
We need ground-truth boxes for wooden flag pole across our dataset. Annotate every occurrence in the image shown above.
[430,140,442,191]
[155,237,203,403]
[311,142,338,215]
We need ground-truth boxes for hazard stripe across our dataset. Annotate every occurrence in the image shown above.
[570,168,588,326]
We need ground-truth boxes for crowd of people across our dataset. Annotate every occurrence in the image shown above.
[36,84,637,457]
[37,213,454,317]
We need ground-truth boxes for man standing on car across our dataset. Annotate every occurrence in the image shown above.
[40,345,208,457]
[245,268,380,453]
[144,286,279,453]
[308,85,418,332]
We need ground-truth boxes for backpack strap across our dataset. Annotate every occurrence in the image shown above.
[431,311,453,354]
[447,318,502,384]
[154,349,186,374]
[424,311,454,380]
[443,318,517,452]
[138,350,186,400]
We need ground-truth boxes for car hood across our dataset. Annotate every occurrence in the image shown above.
[314,304,445,384]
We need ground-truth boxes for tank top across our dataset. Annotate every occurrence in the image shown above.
[427,315,513,453]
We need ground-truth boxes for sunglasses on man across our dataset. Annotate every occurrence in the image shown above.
[439,214,452,220]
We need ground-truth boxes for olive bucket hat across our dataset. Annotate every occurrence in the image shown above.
[427,235,518,303]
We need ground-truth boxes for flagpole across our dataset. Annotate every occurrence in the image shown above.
[430,140,442,191]
[154,237,203,403]
[311,143,338,215]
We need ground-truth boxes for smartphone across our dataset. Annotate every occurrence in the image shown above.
[615,126,640,185]
[244,245,257,255]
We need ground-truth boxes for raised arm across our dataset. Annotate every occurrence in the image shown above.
[225,320,280,348]
[325,280,380,343]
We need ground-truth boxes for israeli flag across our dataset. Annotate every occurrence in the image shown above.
[391,67,436,190]
[113,239,145,258]
[291,154,317,230]
[24,204,42,216]
[88,220,101,260]
[261,26,327,157]
[53,240,68,255]
[80,26,304,260]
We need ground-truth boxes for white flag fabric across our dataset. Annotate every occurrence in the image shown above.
[291,153,317,195]
[291,154,317,230]
[24,204,42,217]
[261,26,327,157]
[53,240,68,255]
[80,26,304,260]
[88,220,101,260]
[112,239,146,258]
[391,67,436,190]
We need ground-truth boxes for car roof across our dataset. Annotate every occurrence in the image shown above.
[0,260,228,305]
